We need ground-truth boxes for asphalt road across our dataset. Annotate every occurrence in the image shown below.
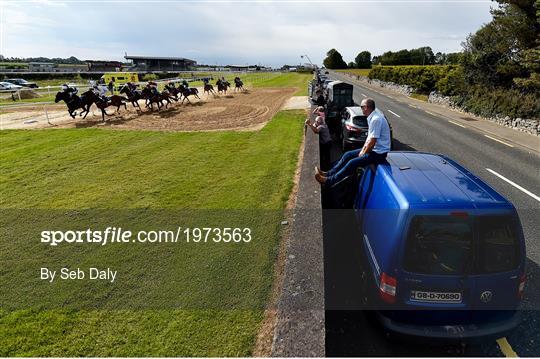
[322,72,540,357]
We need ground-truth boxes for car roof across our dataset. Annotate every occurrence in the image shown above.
[346,106,364,117]
[379,152,511,207]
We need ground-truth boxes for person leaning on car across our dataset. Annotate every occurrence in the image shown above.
[315,98,391,185]
[305,115,332,171]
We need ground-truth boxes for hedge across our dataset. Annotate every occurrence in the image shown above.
[368,65,539,120]
[368,65,458,94]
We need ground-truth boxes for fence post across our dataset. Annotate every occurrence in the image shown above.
[44,105,52,126]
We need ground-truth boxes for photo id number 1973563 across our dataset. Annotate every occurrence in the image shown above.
[184,227,252,243]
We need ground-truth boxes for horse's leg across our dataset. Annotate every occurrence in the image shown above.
[81,105,90,119]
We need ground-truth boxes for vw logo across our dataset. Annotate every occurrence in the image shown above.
[480,291,493,303]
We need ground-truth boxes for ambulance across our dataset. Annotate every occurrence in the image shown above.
[100,72,139,94]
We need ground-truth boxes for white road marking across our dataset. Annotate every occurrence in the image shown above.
[408,104,417,109]
[486,168,540,202]
[484,134,514,148]
[387,110,401,118]
[361,93,367,97]
[425,110,436,116]
[448,120,466,128]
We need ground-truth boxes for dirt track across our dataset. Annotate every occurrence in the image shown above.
[1,88,299,131]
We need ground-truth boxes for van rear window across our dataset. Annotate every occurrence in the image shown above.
[404,216,472,275]
[477,216,519,273]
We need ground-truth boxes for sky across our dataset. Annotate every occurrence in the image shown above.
[1,0,496,67]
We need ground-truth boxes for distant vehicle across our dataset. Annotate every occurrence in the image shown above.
[352,152,526,339]
[100,72,139,94]
[5,78,38,88]
[340,106,368,151]
[325,81,355,133]
[0,81,23,91]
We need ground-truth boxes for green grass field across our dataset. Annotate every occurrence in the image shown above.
[188,72,311,96]
[0,80,307,357]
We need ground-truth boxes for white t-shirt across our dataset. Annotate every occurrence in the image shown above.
[367,109,391,154]
[95,85,108,97]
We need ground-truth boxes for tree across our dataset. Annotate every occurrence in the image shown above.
[355,51,372,68]
[323,49,347,69]
[462,0,539,89]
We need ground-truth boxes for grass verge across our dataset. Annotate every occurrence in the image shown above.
[337,69,372,77]
[0,109,306,356]
[410,93,429,102]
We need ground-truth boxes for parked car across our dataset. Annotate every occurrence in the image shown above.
[340,106,368,151]
[4,78,38,88]
[353,152,526,339]
[340,107,394,151]
[0,81,23,91]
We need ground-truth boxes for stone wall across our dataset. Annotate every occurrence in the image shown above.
[428,91,539,136]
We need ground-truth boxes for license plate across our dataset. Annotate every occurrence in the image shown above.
[410,290,462,303]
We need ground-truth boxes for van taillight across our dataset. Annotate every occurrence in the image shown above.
[450,211,469,218]
[379,272,397,304]
[518,273,526,299]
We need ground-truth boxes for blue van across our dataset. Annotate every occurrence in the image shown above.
[354,152,526,338]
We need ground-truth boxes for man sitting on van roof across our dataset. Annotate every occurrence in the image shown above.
[315,98,391,186]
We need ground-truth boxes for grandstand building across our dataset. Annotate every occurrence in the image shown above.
[124,55,197,71]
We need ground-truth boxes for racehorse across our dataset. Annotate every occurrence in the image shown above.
[203,83,216,96]
[234,77,244,92]
[216,79,231,95]
[141,87,174,110]
[119,85,143,110]
[82,90,128,121]
[55,91,92,119]
[164,83,182,102]
[177,84,200,104]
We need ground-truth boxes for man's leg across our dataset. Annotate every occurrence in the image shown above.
[325,148,361,177]
[325,152,378,186]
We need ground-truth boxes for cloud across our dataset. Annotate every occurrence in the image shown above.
[2,1,494,66]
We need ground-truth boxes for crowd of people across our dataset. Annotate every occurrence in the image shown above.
[305,74,391,187]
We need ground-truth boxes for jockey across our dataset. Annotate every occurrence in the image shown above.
[182,80,189,88]
[93,83,109,103]
[61,83,78,98]
[146,81,159,97]
[126,82,138,92]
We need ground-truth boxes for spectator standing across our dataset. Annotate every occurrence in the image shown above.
[306,116,333,171]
